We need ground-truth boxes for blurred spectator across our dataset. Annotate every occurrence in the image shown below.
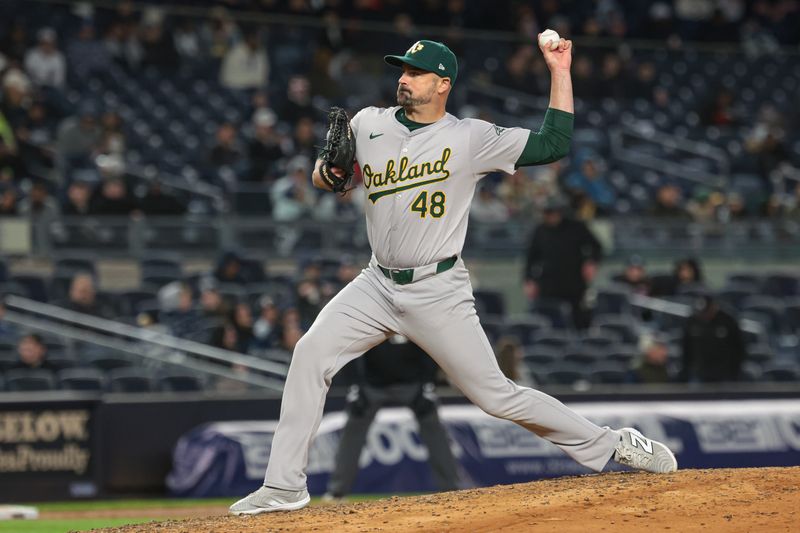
[15,101,56,175]
[61,272,112,318]
[211,320,242,351]
[62,180,93,215]
[209,122,242,169]
[650,184,691,219]
[686,187,723,223]
[18,179,59,219]
[67,23,110,78]
[496,168,542,219]
[571,55,595,100]
[523,195,603,329]
[55,104,101,169]
[494,336,535,387]
[679,294,746,383]
[628,332,671,384]
[289,117,318,165]
[2,67,33,128]
[213,251,248,285]
[0,184,19,216]
[280,75,316,124]
[232,302,255,352]
[24,28,66,90]
[140,181,186,215]
[201,7,240,63]
[629,61,657,100]
[470,184,509,223]
[702,88,741,127]
[652,257,705,296]
[271,156,317,221]
[296,271,324,328]
[173,18,203,63]
[280,307,305,351]
[198,275,225,316]
[246,108,285,182]
[220,30,268,90]
[328,52,382,105]
[99,111,126,157]
[495,46,543,95]
[314,186,364,221]
[1,21,30,62]
[159,281,201,337]
[103,21,143,70]
[596,54,625,100]
[564,154,616,214]
[141,18,179,70]
[89,176,138,215]
[613,255,651,295]
[252,295,282,349]
[10,333,55,371]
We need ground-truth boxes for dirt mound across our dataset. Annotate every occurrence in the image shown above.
[90,467,799,533]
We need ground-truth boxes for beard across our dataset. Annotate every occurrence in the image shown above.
[397,85,433,107]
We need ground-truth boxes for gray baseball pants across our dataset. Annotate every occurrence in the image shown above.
[264,257,619,490]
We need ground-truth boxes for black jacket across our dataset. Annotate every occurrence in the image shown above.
[680,307,746,383]
[524,218,603,300]
[359,339,438,387]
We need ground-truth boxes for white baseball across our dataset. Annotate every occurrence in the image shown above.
[539,29,560,51]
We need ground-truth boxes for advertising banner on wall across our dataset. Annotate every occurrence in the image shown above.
[166,400,800,497]
[0,399,98,501]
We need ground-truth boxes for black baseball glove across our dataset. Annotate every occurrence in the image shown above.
[318,107,356,193]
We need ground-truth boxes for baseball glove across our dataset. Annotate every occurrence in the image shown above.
[318,107,356,193]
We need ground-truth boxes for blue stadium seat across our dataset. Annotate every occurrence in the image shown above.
[58,368,105,391]
[158,372,204,392]
[505,315,552,346]
[541,365,588,387]
[10,275,49,302]
[531,330,574,350]
[473,290,506,318]
[589,362,629,384]
[5,369,57,391]
[760,363,800,382]
[107,367,156,393]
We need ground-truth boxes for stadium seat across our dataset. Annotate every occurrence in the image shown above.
[590,315,639,344]
[595,287,631,315]
[473,290,506,318]
[505,315,552,346]
[604,344,639,365]
[760,363,800,382]
[740,296,785,334]
[58,368,105,391]
[563,350,598,366]
[107,367,156,393]
[0,349,17,371]
[4,369,57,391]
[84,354,134,371]
[158,372,204,392]
[529,299,572,329]
[522,346,560,368]
[9,275,49,302]
[540,365,588,387]
[54,257,97,276]
[532,330,574,349]
[762,274,800,298]
[589,363,629,384]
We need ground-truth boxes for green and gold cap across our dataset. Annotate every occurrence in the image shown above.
[384,40,458,84]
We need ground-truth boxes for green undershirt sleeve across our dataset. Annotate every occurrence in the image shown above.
[515,108,574,167]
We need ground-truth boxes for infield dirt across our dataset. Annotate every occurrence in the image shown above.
[83,466,799,532]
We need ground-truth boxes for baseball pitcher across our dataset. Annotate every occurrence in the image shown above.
[230,34,677,516]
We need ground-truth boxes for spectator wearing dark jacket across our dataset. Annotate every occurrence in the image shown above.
[679,294,746,383]
[523,196,603,329]
[11,333,56,371]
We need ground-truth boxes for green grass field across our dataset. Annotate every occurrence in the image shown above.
[0,498,232,533]
[0,496,390,533]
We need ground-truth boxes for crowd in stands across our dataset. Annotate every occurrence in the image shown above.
[0,1,797,225]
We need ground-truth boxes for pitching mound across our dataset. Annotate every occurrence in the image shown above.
[92,467,798,533]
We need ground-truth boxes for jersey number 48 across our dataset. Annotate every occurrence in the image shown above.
[411,190,446,218]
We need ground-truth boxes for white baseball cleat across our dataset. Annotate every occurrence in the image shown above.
[229,486,311,515]
[613,427,678,474]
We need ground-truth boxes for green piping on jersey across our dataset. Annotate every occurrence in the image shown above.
[368,175,449,203]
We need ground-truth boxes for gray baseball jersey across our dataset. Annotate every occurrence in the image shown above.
[351,106,528,268]
[261,106,621,492]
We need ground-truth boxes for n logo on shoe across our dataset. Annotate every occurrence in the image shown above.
[630,433,654,454]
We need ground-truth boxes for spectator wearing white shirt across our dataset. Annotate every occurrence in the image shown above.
[24,28,67,90]
[220,31,269,90]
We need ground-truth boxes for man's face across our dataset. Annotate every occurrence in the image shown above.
[18,337,46,365]
[70,275,95,306]
[397,64,442,107]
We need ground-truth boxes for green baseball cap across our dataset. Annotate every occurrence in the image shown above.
[384,40,458,84]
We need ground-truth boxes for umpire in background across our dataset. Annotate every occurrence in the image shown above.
[325,336,460,499]
[523,195,603,329]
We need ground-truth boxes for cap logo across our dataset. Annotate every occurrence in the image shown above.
[407,41,425,54]
[438,63,445,70]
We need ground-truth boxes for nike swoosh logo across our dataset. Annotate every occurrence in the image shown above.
[369,132,384,139]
